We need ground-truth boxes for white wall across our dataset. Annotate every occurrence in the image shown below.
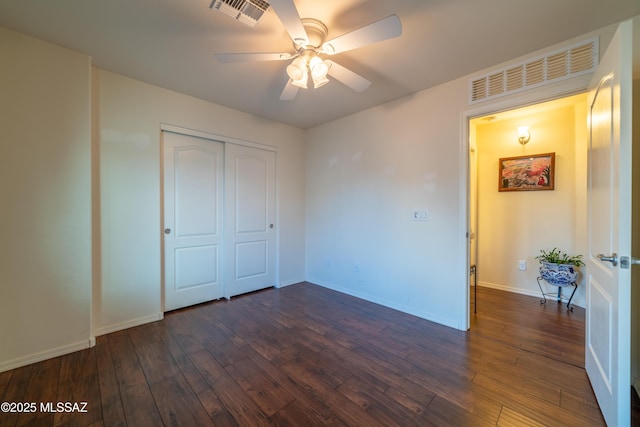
[94,70,306,335]
[474,98,588,307]
[0,28,92,371]
[305,79,470,329]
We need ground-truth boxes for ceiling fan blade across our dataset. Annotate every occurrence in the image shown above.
[326,60,371,92]
[214,52,293,63]
[322,15,402,55]
[279,79,299,100]
[268,0,309,46]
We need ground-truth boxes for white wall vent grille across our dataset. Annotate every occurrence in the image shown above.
[469,37,598,104]
[210,0,270,27]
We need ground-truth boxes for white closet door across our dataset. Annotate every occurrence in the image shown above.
[163,132,224,311]
[224,143,276,298]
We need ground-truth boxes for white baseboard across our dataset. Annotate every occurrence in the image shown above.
[93,312,164,337]
[477,281,585,309]
[278,278,306,288]
[477,281,541,298]
[307,278,463,330]
[0,338,94,373]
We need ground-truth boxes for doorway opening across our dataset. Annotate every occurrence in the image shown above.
[468,93,588,321]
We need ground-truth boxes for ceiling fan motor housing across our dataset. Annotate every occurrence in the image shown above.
[298,18,328,49]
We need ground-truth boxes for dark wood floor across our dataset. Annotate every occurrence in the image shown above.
[0,283,637,426]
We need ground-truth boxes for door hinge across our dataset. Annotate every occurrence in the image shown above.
[620,256,640,269]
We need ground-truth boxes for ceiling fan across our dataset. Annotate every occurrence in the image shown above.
[213,0,402,100]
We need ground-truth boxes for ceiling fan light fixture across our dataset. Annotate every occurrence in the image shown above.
[309,55,329,79]
[291,70,308,89]
[312,74,329,89]
[215,4,403,101]
[286,56,307,81]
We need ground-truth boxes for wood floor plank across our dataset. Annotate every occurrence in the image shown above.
[14,359,59,426]
[134,341,182,386]
[268,399,346,427]
[53,348,102,426]
[151,321,210,395]
[95,336,126,427]
[336,374,428,426]
[472,356,563,406]
[224,357,296,417]
[423,394,498,427]
[107,332,148,389]
[126,322,162,349]
[162,310,207,355]
[189,349,272,427]
[497,406,548,427]
[244,348,346,426]
[0,370,12,401]
[3,282,634,426]
[118,383,164,427]
[278,359,386,427]
[0,365,32,427]
[560,388,604,422]
[149,373,213,427]
[196,388,238,427]
[472,372,603,426]
[108,332,164,425]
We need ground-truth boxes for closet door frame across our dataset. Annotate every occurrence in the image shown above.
[160,123,279,310]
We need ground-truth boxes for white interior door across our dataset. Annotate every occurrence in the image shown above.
[163,132,224,311]
[224,143,276,298]
[586,20,633,427]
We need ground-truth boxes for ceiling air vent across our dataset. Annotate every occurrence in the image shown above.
[469,37,598,104]
[210,0,270,27]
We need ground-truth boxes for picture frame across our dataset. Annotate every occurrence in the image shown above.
[498,152,555,192]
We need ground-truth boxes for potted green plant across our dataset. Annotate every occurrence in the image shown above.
[535,247,584,285]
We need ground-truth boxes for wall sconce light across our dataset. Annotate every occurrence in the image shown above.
[517,126,531,145]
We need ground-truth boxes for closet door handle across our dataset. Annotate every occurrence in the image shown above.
[164,228,172,235]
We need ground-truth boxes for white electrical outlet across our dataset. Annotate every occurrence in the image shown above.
[518,260,527,271]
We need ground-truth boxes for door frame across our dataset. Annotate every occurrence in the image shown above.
[459,76,593,330]
[159,123,280,310]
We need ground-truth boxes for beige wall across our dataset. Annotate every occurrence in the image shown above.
[0,28,92,370]
[474,96,588,306]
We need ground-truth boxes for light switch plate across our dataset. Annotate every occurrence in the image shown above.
[412,209,429,221]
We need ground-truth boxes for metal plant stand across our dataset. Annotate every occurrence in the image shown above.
[537,276,577,312]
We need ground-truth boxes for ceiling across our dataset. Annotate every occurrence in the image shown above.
[1,1,638,129]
